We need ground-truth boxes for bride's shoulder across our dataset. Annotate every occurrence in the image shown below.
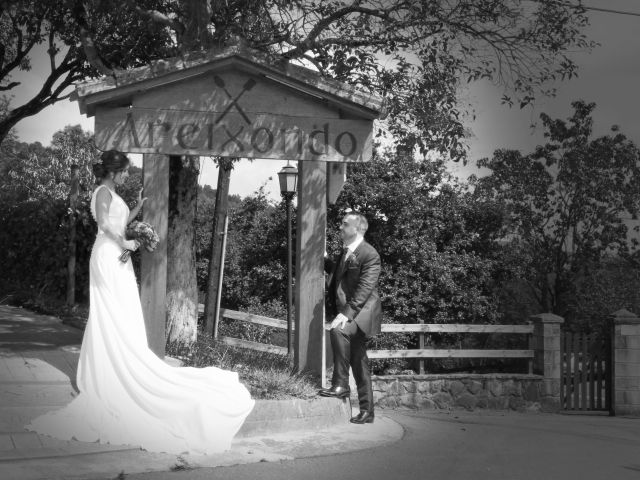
[93,185,112,200]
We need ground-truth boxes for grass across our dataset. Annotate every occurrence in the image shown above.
[166,332,320,400]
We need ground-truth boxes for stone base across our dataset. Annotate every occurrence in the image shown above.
[614,405,640,417]
[237,397,352,437]
[370,374,554,413]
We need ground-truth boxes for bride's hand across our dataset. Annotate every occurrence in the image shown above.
[137,189,148,207]
[123,239,139,251]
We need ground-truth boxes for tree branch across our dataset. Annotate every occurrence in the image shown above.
[283,2,407,59]
[0,9,44,81]
[0,82,19,91]
[0,48,82,139]
[123,0,185,37]
[73,1,114,77]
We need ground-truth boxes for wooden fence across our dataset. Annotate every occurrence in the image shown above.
[372,323,535,374]
[560,331,612,412]
[211,307,289,355]
[202,305,534,374]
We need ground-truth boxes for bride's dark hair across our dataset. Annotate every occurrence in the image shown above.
[93,150,130,181]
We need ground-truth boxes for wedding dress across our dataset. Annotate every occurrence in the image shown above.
[27,185,254,454]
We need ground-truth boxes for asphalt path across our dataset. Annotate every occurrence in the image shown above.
[118,410,640,480]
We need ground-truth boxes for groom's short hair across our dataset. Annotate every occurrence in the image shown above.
[346,212,368,234]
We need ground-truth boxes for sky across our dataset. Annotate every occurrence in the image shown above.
[453,0,640,180]
[9,1,640,201]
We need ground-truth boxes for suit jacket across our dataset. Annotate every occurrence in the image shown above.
[325,240,382,338]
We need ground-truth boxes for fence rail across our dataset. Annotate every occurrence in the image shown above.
[220,336,287,355]
[380,324,534,334]
[203,304,535,373]
[219,308,290,330]
[368,349,534,359]
[372,323,534,373]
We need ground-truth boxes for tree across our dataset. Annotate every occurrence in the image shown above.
[0,95,18,175]
[195,182,242,295]
[2,0,594,343]
[0,126,146,303]
[4,125,96,204]
[0,126,101,301]
[330,148,506,372]
[221,186,289,312]
[203,156,235,337]
[0,0,175,140]
[49,125,96,306]
[473,101,640,322]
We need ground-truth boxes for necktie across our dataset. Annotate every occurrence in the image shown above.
[339,247,350,270]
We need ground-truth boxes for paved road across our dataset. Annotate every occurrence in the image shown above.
[119,410,640,480]
[3,304,640,480]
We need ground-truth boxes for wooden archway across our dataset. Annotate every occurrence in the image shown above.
[73,45,385,376]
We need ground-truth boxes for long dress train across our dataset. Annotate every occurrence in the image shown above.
[26,185,254,454]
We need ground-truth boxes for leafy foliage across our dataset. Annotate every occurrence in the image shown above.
[329,148,507,372]
[0,125,142,300]
[568,256,640,335]
[218,186,290,312]
[473,101,640,328]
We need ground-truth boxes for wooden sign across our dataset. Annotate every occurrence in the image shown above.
[95,107,372,162]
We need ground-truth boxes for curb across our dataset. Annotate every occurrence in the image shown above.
[237,396,352,437]
[0,396,352,461]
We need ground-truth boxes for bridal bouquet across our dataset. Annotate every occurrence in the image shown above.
[119,221,160,263]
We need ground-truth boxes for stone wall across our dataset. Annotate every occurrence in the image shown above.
[370,374,548,412]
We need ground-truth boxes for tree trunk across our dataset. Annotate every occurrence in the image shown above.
[203,157,234,336]
[166,155,199,345]
[164,0,213,345]
[66,165,79,306]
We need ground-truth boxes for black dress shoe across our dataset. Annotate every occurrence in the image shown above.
[350,411,374,424]
[318,386,351,398]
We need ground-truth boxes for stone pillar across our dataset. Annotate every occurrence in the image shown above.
[530,313,564,412]
[611,309,640,416]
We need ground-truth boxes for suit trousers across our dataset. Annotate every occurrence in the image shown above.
[329,320,373,413]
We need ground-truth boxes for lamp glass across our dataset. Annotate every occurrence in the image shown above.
[278,165,298,194]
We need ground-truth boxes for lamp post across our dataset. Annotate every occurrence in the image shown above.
[278,162,298,358]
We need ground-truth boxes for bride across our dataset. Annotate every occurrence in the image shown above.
[27,150,254,455]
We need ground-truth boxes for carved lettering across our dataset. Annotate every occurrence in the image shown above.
[308,123,329,156]
[147,121,171,147]
[221,126,245,151]
[177,123,200,149]
[98,108,369,162]
[335,131,357,157]
[250,127,274,153]
[113,112,141,149]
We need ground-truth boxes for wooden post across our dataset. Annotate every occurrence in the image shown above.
[213,214,229,339]
[294,160,326,378]
[204,158,233,336]
[141,153,169,357]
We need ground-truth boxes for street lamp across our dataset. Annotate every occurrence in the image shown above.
[277,162,298,358]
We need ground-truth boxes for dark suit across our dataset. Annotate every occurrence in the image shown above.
[325,239,382,413]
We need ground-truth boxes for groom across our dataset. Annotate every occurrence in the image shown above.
[319,212,382,424]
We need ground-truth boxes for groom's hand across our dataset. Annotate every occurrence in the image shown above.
[330,313,349,330]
